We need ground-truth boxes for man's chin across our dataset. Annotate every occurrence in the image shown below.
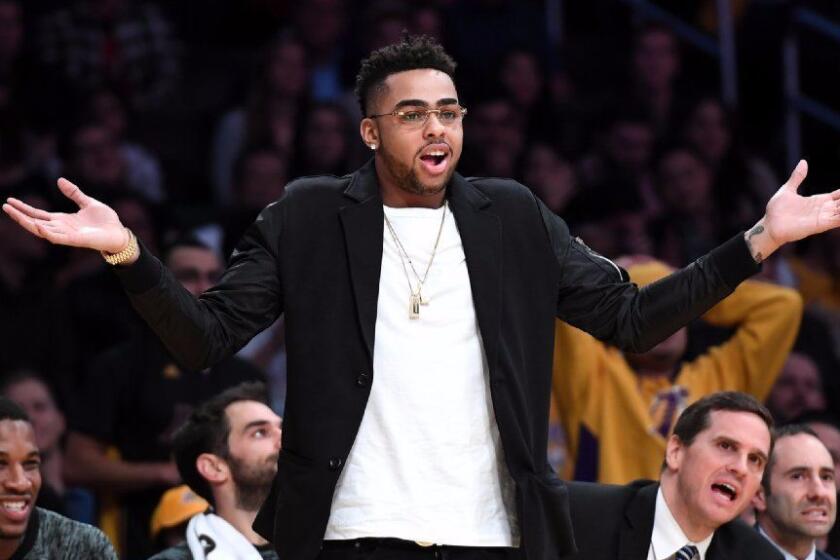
[412,172,453,197]
[419,182,447,197]
[0,527,27,540]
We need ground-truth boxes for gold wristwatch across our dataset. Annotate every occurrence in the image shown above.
[101,229,138,265]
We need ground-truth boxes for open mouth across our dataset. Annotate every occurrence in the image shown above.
[802,508,830,521]
[422,152,446,165]
[418,146,450,175]
[711,482,737,502]
[0,498,31,522]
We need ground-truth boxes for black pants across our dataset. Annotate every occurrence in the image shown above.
[317,539,519,559]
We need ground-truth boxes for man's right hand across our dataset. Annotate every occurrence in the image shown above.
[3,178,133,257]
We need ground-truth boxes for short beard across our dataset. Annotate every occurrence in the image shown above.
[379,143,451,198]
[228,453,278,512]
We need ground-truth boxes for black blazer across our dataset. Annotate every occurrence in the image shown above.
[756,524,839,560]
[566,480,783,560]
[115,160,760,560]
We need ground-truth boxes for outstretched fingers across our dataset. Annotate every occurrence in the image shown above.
[4,197,53,221]
[57,178,91,209]
[784,159,809,193]
[2,202,49,239]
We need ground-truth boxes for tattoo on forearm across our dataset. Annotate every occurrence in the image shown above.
[745,225,765,263]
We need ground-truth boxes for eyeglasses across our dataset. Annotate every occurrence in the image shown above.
[368,106,468,127]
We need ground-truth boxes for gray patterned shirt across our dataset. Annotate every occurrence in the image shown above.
[9,507,117,559]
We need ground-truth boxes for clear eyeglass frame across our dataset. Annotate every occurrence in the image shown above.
[367,106,468,127]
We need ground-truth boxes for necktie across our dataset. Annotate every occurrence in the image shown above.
[675,544,699,560]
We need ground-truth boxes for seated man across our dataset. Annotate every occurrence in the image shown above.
[567,392,783,560]
[0,397,116,559]
[150,382,281,560]
[754,424,837,560]
[63,236,266,559]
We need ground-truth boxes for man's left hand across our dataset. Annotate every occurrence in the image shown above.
[745,160,840,262]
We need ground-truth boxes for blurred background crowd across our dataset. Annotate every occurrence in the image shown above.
[0,0,839,557]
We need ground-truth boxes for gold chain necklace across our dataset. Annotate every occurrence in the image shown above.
[383,200,447,319]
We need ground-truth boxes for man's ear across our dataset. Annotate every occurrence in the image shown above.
[196,453,229,485]
[360,118,379,150]
[664,434,684,472]
[752,485,768,513]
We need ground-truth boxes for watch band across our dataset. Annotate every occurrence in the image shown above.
[101,228,138,266]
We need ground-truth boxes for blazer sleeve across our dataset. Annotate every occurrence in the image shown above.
[537,200,762,353]
[112,202,286,371]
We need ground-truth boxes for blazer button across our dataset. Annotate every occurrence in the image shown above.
[328,457,343,470]
[355,372,371,387]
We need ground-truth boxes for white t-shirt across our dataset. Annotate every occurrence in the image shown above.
[324,203,519,546]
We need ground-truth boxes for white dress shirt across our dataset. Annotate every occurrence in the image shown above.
[758,526,816,560]
[647,488,713,560]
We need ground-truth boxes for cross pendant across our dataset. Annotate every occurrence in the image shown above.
[409,294,421,319]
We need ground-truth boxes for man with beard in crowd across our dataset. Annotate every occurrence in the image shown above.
[150,382,281,560]
[754,424,838,560]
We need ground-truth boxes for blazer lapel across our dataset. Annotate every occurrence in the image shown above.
[446,173,502,375]
[620,482,659,560]
[339,160,383,361]
[707,537,727,560]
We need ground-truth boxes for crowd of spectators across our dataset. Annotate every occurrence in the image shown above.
[0,0,838,557]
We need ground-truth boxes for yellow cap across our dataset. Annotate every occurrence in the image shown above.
[150,485,209,539]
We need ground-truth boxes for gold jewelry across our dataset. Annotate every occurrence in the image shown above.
[383,201,447,319]
[101,228,138,265]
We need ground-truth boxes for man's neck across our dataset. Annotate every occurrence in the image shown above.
[215,501,268,546]
[758,519,815,560]
[375,158,446,209]
[0,535,24,560]
[660,475,716,542]
[630,364,674,379]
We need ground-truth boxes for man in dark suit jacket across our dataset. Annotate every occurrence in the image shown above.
[568,392,784,560]
[754,424,838,560]
[5,37,840,560]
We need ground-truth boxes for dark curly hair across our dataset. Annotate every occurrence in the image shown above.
[172,381,270,505]
[354,35,457,116]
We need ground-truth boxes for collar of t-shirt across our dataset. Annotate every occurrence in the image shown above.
[9,506,40,560]
[648,488,713,560]
[758,525,816,560]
